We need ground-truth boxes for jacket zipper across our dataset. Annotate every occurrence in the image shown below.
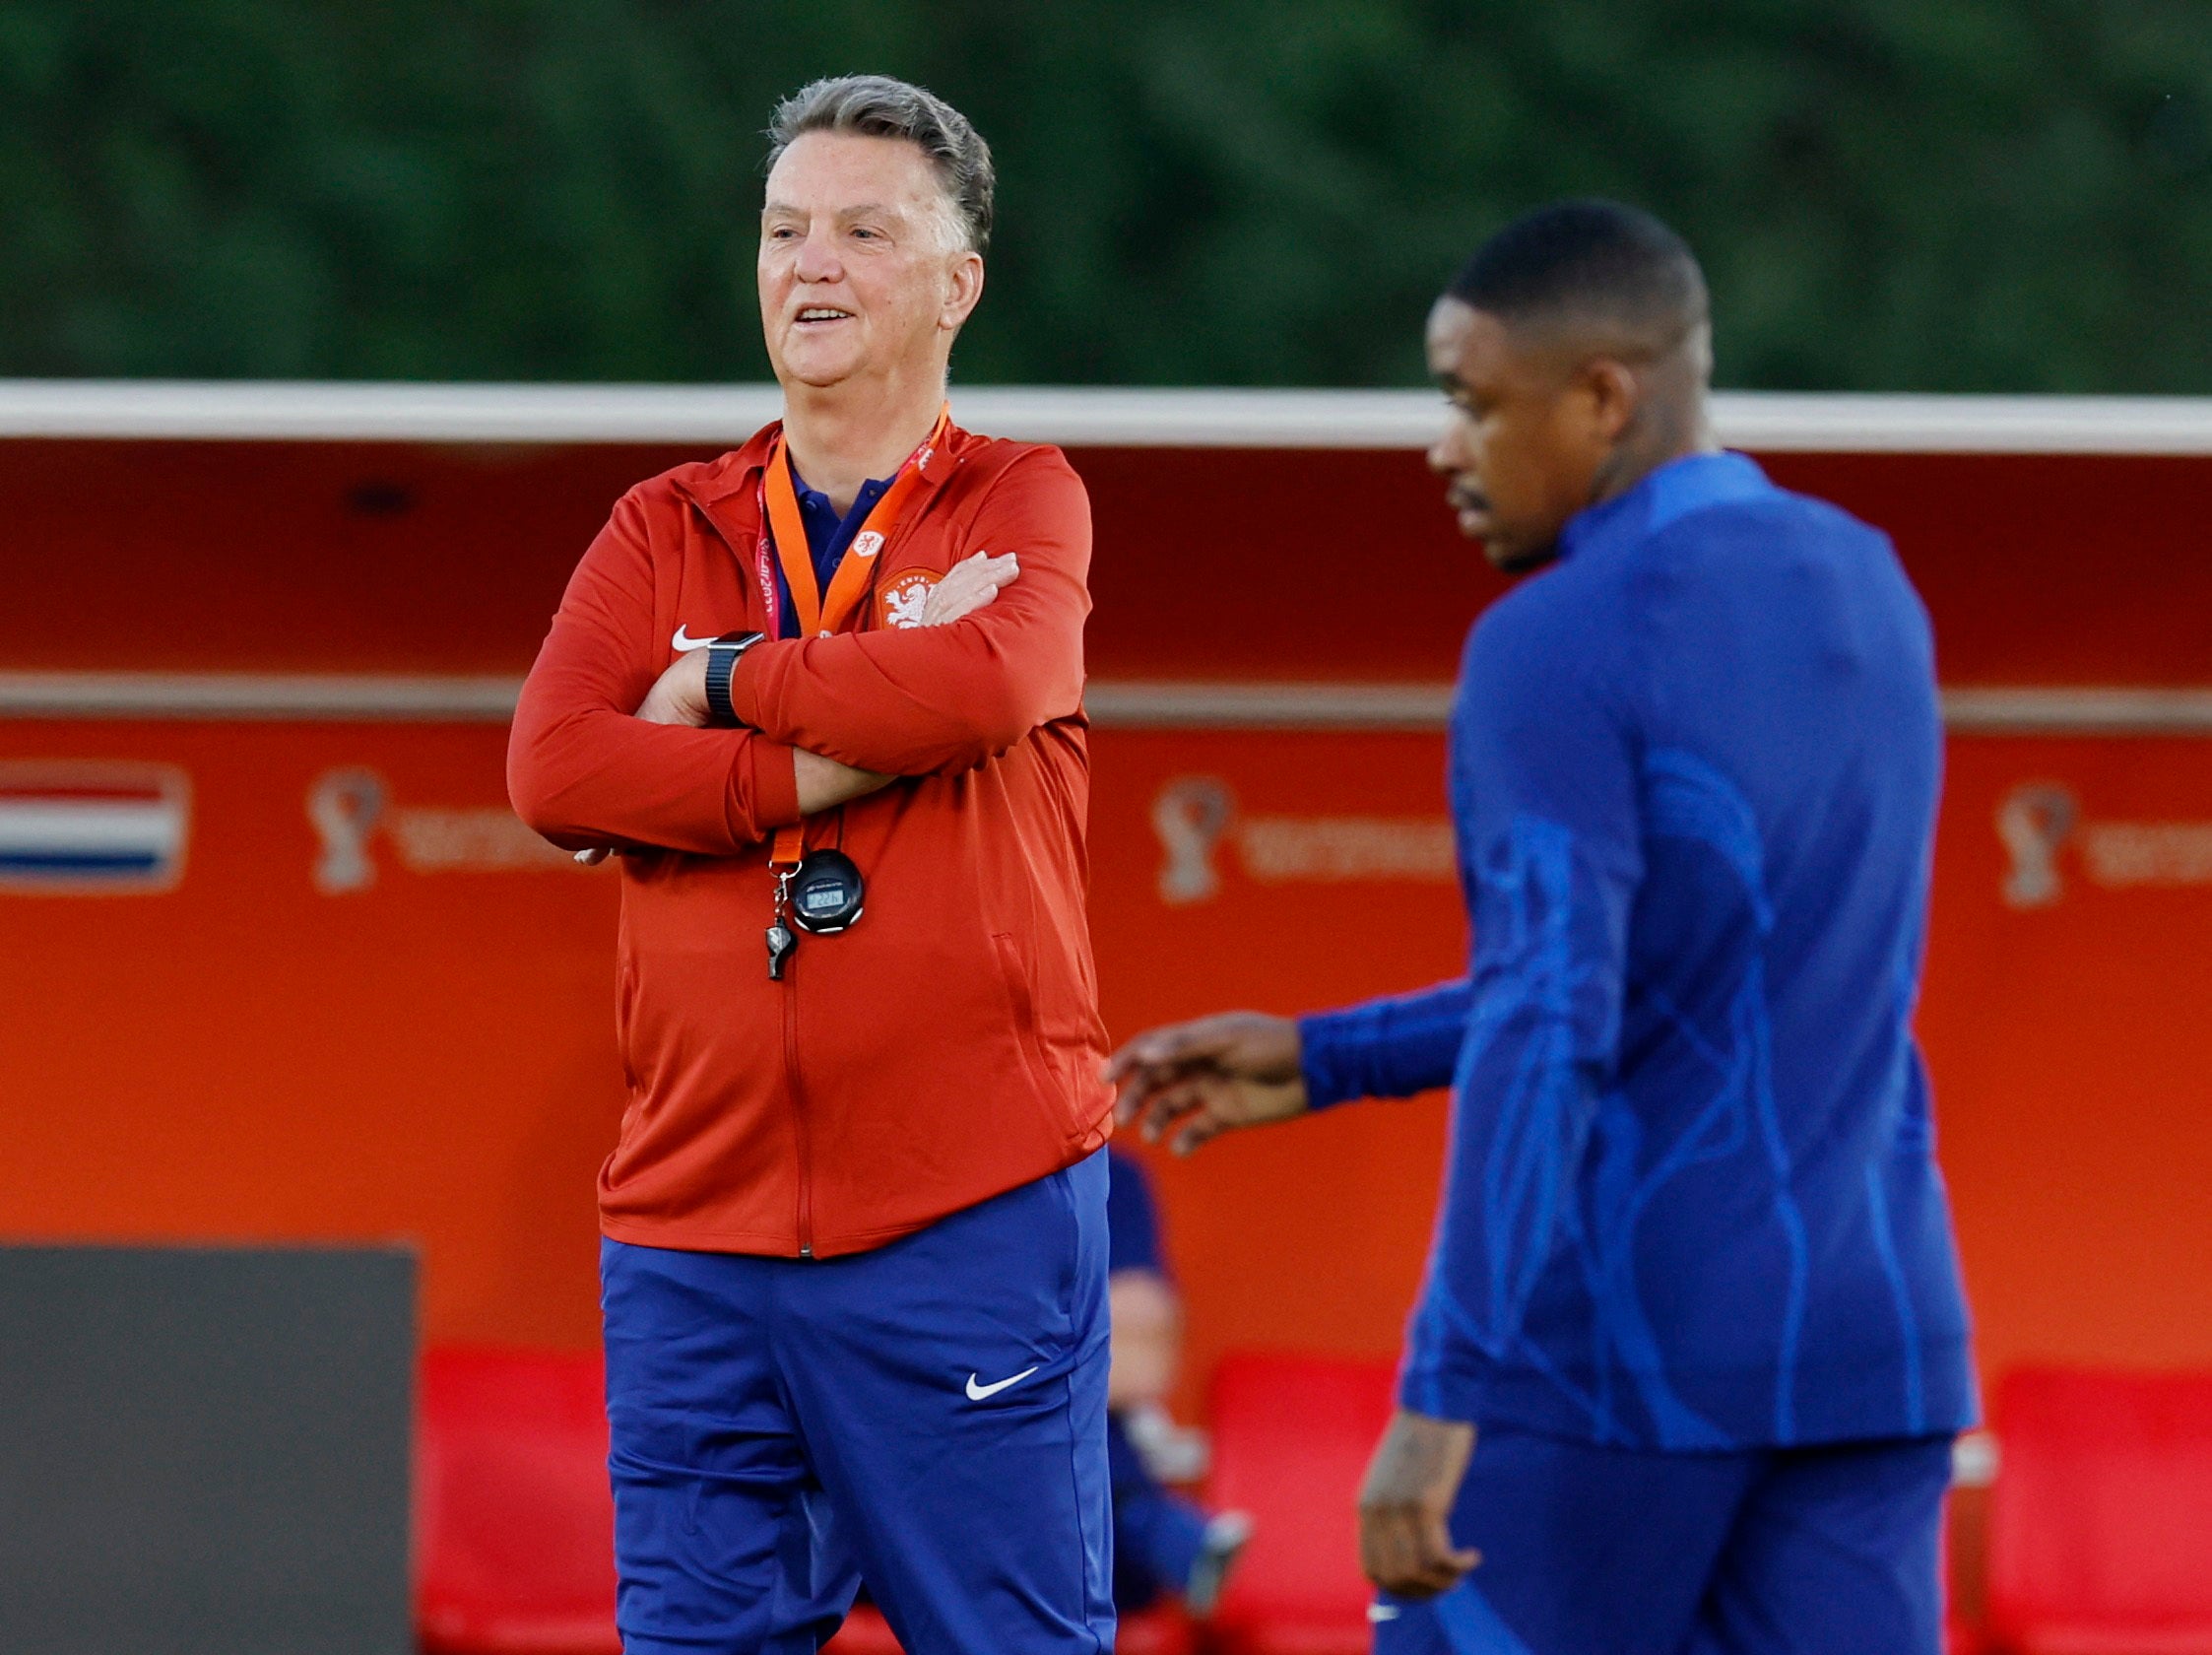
[676,457,959,1262]
[678,483,819,1260]
[784,965,814,1258]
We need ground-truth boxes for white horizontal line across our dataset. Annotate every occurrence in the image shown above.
[6,671,2212,734]
[1713,392,2212,455]
[1095,682,2212,733]
[0,672,526,721]
[1940,687,2212,733]
[0,802,183,853]
[1084,681,1458,728]
[7,381,2212,453]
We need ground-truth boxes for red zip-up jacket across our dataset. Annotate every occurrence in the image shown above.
[508,421,1112,1257]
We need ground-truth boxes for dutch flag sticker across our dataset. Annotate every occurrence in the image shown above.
[0,762,192,894]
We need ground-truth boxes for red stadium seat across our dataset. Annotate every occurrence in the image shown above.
[822,1604,905,1654]
[1986,1365,2212,1655]
[1203,1351,1399,1655]
[1118,1606,1203,1655]
[416,1346,621,1655]
[1944,1522,1985,1655]
[821,1598,1198,1652]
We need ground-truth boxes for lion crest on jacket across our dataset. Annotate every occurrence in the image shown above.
[879,569,942,630]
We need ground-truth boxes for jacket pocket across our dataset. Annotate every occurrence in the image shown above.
[993,931,1069,1118]
[611,957,646,1157]
[614,957,642,1095]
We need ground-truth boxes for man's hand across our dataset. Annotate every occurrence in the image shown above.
[1358,1410,1480,1598]
[923,551,1019,626]
[794,749,893,814]
[634,649,711,727]
[1101,1012,1310,1155]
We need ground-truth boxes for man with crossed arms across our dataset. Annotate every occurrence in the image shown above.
[512,75,1116,1655]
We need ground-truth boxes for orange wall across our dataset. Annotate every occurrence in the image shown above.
[1920,738,2212,1375]
[3,435,2210,1423]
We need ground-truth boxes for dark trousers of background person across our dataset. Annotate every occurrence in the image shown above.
[1108,1411,1210,1610]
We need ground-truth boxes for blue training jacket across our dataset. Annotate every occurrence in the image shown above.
[1298,451,1975,1451]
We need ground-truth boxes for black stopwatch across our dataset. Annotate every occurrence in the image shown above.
[787,849,866,935]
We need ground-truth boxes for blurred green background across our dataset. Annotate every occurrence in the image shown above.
[4,0,2210,389]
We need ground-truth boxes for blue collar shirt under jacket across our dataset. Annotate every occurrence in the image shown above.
[1298,451,1976,1450]
[773,468,893,638]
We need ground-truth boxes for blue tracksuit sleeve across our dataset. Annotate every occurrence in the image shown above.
[1399,575,1646,1423]
[1296,980,1472,1110]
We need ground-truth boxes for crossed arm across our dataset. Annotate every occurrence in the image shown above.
[542,553,1013,863]
[631,550,1021,801]
[509,453,1091,855]
[510,546,1019,855]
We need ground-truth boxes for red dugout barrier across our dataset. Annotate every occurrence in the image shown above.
[2,386,2210,1413]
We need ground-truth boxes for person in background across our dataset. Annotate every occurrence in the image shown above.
[1104,1145,1253,1617]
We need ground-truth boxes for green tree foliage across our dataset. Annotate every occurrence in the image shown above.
[2,1,2209,389]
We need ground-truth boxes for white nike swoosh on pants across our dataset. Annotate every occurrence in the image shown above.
[964,1366,1040,1401]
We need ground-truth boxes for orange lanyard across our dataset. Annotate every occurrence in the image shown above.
[761,407,949,639]
[759,406,948,868]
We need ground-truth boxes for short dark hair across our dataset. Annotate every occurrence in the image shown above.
[1447,201,1707,347]
[767,75,995,254]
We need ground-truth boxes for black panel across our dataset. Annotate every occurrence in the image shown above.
[0,1245,415,1654]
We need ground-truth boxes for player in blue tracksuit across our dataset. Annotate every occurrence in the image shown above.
[1107,202,1975,1654]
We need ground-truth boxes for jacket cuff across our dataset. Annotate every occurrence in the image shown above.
[1396,1323,1489,1423]
[722,638,776,735]
[736,739,802,838]
[1296,1009,1364,1112]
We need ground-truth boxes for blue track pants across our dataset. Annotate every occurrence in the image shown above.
[1372,1425,1953,1655]
[600,1151,1115,1655]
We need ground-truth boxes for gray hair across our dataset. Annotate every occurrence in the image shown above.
[766,75,995,255]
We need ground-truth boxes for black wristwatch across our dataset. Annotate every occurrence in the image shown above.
[704,630,766,724]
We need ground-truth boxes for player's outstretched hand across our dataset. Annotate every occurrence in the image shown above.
[1101,1012,1310,1155]
[922,551,1020,626]
[1358,1409,1481,1599]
